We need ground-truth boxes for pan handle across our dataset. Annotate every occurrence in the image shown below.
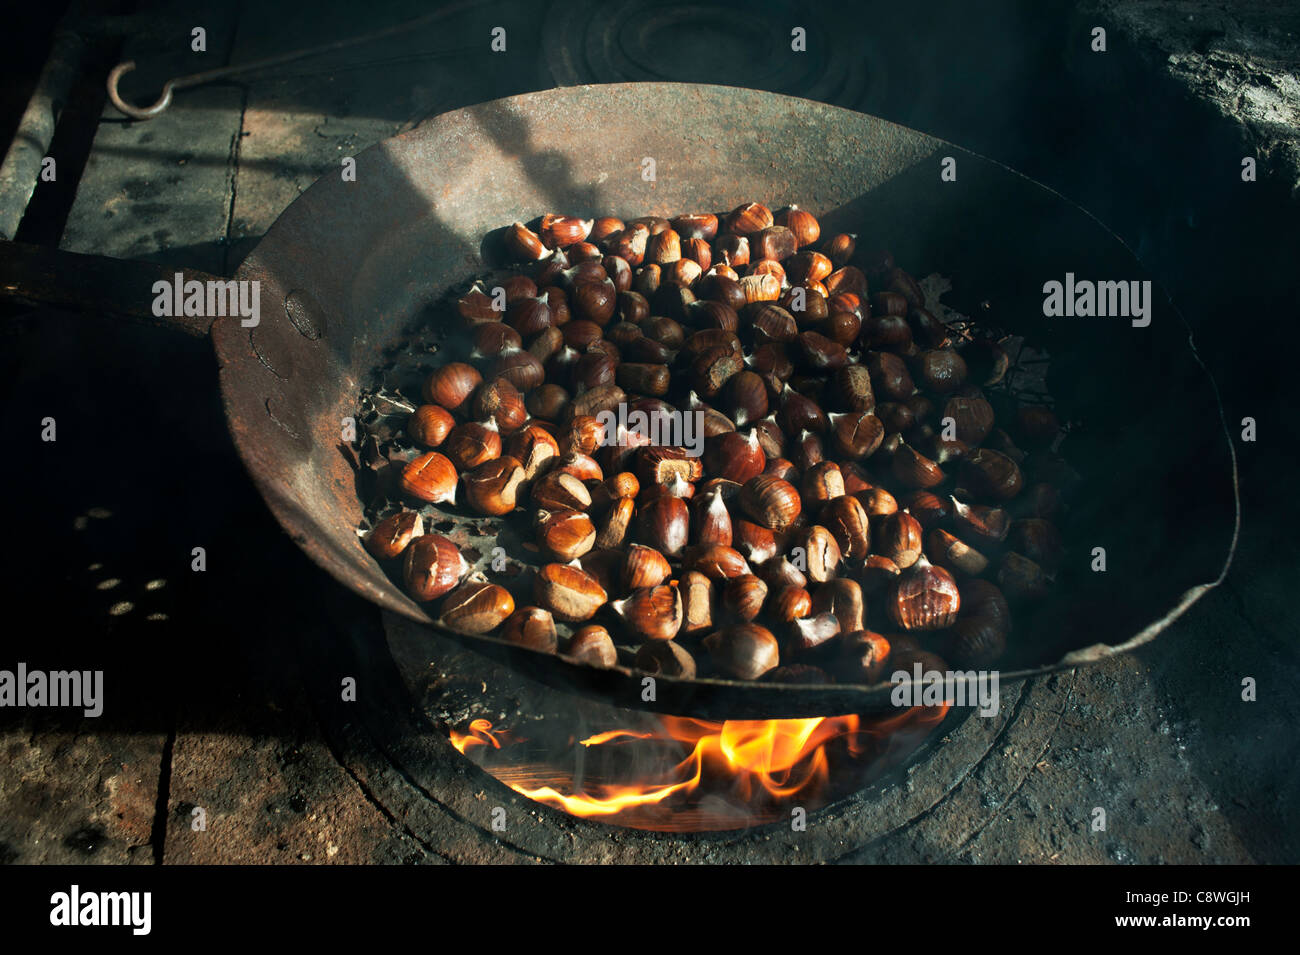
[0,239,222,337]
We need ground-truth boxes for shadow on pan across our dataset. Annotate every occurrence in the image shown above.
[213,83,1237,720]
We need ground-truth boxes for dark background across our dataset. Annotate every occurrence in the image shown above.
[0,0,1295,864]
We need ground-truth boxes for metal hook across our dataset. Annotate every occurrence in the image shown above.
[107,61,173,120]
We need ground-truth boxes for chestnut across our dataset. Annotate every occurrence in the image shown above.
[903,490,949,528]
[913,348,968,393]
[790,612,841,654]
[528,467,591,511]
[801,460,846,504]
[566,625,617,668]
[690,544,753,580]
[823,232,855,267]
[820,495,872,560]
[797,525,842,584]
[876,511,923,569]
[891,441,946,489]
[638,495,690,558]
[723,574,769,622]
[635,640,696,679]
[462,455,526,516]
[927,528,989,576]
[771,584,812,623]
[811,578,865,634]
[732,519,778,566]
[866,352,914,402]
[505,221,547,261]
[423,362,482,412]
[439,579,515,634]
[951,497,1011,543]
[408,404,456,448]
[958,449,1024,501]
[740,474,802,531]
[623,543,671,590]
[942,395,995,446]
[400,452,458,505]
[997,552,1051,602]
[775,205,821,248]
[887,556,960,631]
[838,630,891,684]
[829,411,885,460]
[613,584,683,642]
[402,534,468,602]
[693,487,733,547]
[365,511,423,560]
[536,508,597,561]
[671,213,719,240]
[471,376,526,432]
[443,420,502,472]
[752,225,798,262]
[703,624,780,680]
[534,563,608,622]
[595,496,635,549]
[501,606,559,653]
[680,570,717,636]
[857,486,899,519]
[724,201,774,236]
[703,429,766,485]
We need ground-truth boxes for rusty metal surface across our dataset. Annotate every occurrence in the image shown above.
[206,82,1236,719]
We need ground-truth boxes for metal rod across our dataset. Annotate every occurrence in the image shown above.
[107,9,450,121]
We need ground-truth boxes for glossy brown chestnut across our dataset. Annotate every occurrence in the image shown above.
[888,556,961,631]
[471,376,527,432]
[423,362,482,412]
[501,606,559,653]
[566,625,617,667]
[442,420,502,472]
[400,452,458,505]
[876,511,924,569]
[638,494,690,558]
[740,474,802,531]
[462,455,525,516]
[775,205,820,247]
[402,534,468,602]
[723,574,769,622]
[798,525,842,584]
[815,497,868,563]
[536,508,597,561]
[365,511,423,560]
[438,579,515,634]
[724,201,774,236]
[704,624,780,680]
[408,404,456,448]
[534,563,608,622]
[812,578,865,633]
[614,584,683,641]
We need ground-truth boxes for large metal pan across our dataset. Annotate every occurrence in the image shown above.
[2,83,1238,719]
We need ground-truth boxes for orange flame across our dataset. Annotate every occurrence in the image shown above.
[448,717,503,754]
[449,706,948,826]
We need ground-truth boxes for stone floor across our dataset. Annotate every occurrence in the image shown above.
[0,0,1295,863]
